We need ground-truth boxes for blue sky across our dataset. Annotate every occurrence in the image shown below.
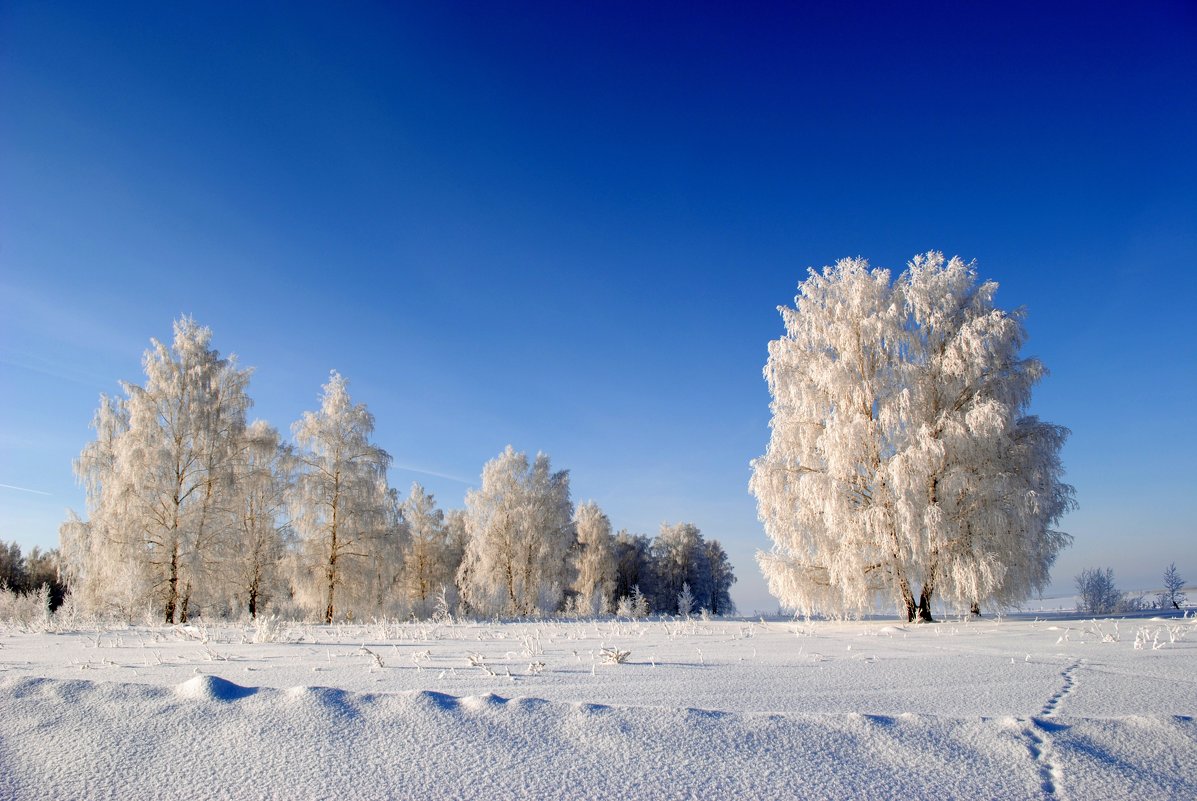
[2,2,1194,612]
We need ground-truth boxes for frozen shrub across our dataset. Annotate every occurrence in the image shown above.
[677,583,695,618]
[1076,567,1122,615]
[616,586,650,619]
[0,582,52,628]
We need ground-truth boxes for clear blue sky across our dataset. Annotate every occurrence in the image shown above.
[2,2,1194,612]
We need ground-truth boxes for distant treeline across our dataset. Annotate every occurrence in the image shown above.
[58,318,735,623]
[0,540,67,609]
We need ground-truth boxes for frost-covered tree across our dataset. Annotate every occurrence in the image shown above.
[752,254,1074,621]
[618,585,649,618]
[289,372,398,623]
[613,530,654,605]
[676,582,695,618]
[63,318,252,622]
[0,542,25,591]
[704,539,736,616]
[61,395,134,615]
[1075,567,1122,615]
[572,501,617,615]
[458,446,574,616]
[652,522,711,615]
[400,483,455,617]
[1158,563,1186,610]
[229,421,292,618]
[441,509,469,614]
[0,541,66,609]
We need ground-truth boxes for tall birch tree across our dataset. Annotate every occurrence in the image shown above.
[289,371,396,623]
[572,501,617,615]
[400,482,454,617]
[229,420,292,618]
[63,318,252,621]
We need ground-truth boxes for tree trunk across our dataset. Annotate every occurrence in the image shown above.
[324,532,338,624]
[180,581,192,623]
[324,552,337,625]
[916,586,935,622]
[165,543,179,623]
[248,571,259,619]
[898,571,917,621]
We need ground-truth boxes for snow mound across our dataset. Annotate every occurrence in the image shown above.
[875,625,907,635]
[460,691,508,710]
[176,674,257,701]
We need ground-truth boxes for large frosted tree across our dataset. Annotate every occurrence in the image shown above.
[289,372,399,623]
[458,446,574,616]
[751,253,1074,621]
[63,318,252,622]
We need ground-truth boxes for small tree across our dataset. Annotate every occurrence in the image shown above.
[616,585,649,619]
[677,582,695,618]
[1159,563,1186,610]
[1075,567,1122,615]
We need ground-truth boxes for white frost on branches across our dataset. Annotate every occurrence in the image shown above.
[751,253,1074,621]
[62,318,252,622]
[289,371,399,623]
[458,447,574,617]
[572,501,617,616]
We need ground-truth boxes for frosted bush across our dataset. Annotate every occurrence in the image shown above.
[252,613,284,643]
[0,583,52,629]
[600,646,631,664]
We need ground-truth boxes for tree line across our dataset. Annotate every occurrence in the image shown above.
[57,318,735,623]
[0,540,67,609]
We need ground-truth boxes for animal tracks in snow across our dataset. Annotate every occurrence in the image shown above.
[1020,659,1081,799]
[1039,659,1079,718]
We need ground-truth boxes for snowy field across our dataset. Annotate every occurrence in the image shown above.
[2,614,1195,800]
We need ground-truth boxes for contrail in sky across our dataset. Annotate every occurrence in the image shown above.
[0,483,52,496]
[391,464,474,485]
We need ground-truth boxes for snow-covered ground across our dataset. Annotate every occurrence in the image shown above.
[2,614,1195,799]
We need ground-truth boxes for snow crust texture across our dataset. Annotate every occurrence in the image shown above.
[2,616,1194,800]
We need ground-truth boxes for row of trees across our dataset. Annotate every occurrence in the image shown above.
[59,319,735,623]
[752,253,1076,621]
[0,540,67,609]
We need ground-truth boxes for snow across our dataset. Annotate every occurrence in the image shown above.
[2,614,1195,799]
